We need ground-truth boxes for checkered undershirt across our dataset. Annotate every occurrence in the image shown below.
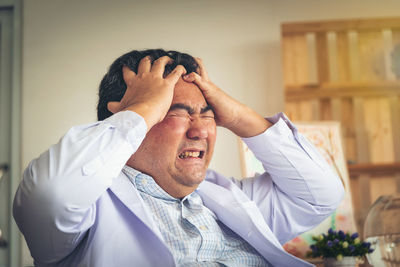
[122,166,269,267]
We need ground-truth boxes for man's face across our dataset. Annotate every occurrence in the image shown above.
[128,78,217,197]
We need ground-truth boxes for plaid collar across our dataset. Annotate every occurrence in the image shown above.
[122,165,201,206]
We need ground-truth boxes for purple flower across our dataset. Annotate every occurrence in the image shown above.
[328,228,336,235]
[310,244,318,252]
[338,230,345,238]
[349,245,355,253]
[351,233,359,239]
[333,239,339,245]
[368,248,374,253]
[327,240,333,247]
[362,242,371,249]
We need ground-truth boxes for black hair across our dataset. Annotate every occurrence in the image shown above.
[97,49,199,121]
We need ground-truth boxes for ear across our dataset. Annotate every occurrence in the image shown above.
[107,101,120,114]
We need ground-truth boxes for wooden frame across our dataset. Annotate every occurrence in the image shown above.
[282,17,400,238]
[282,17,400,34]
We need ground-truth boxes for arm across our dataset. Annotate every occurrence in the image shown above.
[239,113,344,244]
[13,56,186,264]
[184,59,344,244]
[13,111,146,264]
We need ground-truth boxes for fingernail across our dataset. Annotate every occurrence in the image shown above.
[183,75,189,79]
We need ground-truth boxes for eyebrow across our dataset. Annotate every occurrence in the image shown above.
[169,103,213,114]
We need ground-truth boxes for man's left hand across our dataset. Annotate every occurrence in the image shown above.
[183,58,271,137]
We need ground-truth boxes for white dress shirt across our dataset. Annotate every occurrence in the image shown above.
[13,111,344,267]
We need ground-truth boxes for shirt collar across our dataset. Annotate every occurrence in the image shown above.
[123,165,200,203]
[122,165,176,201]
[123,166,211,216]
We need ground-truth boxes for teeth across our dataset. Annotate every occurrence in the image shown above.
[179,151,201,159]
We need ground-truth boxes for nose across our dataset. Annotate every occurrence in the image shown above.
[186,118,209,140]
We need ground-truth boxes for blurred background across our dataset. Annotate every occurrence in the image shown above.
[1,0,400,266]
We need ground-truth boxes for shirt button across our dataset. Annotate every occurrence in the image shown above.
[247,231,253,237]
[141,179,147,186]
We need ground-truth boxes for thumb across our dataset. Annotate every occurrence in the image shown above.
[183,72,207,89]
[166,65,187,85]
[107,101,121,114]
[182,72,196,82]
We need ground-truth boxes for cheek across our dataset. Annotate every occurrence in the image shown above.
[149,118,188,145]
[207,124,217,149]
[160,117,188,134]
[208,120,217,136]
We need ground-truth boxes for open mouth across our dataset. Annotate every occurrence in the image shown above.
[178,150,205,159]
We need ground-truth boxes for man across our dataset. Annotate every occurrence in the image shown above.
[14,49,344,267]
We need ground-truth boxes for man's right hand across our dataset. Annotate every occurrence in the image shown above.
[107,56,186,130]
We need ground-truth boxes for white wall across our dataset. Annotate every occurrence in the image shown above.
[22,0,281,178]
[21,0,400,265]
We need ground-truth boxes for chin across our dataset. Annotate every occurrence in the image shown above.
[176,172,206,188]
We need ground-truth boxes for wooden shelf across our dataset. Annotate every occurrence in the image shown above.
[348,162,400,176]
[285,82,400,100]
[282,17,400,34]
[282,16,400,243]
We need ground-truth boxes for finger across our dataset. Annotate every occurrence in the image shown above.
[137,56,151,74]
[182,72,211,95]
[166,65,187,84]
[107,101,121,114]
[195,57,209,80]
[151,56,173,76]
[182,72,197,83]
[183,72,205,87]
[122,66,136,86]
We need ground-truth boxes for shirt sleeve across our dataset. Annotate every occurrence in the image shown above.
[13,111,147,265]
[211,112,345,244]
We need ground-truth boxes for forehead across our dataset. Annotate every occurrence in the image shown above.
[172,79,207,107]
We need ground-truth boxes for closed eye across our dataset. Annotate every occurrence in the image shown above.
[168,109,189,117]
[201,115,215,119]
[201,110,215,119]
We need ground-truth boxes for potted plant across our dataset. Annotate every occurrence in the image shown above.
[307,228,374,267]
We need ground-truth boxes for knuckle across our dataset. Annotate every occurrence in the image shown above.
[176,65,185,72]
[137,73,146,79]
[140,56,150,62]
[156,55,170,63]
